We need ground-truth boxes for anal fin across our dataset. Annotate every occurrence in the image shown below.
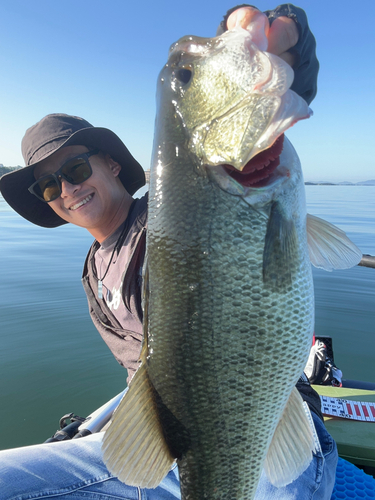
[264,386,316,487]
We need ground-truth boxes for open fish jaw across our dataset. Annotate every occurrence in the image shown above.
[167,27,311,171]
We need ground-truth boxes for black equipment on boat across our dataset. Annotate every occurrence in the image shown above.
[44,389,127,443]
[358,254,375,269]
[44,413,86,443]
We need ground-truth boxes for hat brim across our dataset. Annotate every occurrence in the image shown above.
[0,127,145,228]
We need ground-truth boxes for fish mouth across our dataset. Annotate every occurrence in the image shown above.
[222,134,284,188]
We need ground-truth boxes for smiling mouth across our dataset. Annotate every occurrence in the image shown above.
[69,194,93,211]
[223,134,284,188]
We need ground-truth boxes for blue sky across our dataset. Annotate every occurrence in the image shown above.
[1,0,374,182]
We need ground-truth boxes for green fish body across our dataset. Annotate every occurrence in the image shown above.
[103,25,362,500]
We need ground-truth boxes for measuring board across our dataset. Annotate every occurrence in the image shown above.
[320,395,375,422]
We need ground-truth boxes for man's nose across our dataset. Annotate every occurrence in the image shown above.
[60,177,80,198]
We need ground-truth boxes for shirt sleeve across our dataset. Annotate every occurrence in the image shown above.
[216,4,319,105]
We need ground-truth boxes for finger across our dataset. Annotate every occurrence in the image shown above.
[267,17,299,56]
[227,7,269,50]
[227,6,269,35]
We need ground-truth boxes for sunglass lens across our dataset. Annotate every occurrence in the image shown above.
[61,158,92,184]
[36,176,61,202]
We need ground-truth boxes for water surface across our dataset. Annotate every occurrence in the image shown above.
[0,186,374,450]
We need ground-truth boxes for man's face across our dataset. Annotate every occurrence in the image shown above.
[33,145,127,231]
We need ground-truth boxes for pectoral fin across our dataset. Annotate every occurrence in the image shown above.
[263,202,299,292]
[264,387,316,487]
[306,213,362,271]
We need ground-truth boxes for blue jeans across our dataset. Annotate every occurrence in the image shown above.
[0,412,337,500]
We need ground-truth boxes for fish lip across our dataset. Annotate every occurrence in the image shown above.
[222,134,285,188]
[68,193,94,211]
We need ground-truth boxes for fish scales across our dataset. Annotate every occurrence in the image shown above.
[146,135,313,499]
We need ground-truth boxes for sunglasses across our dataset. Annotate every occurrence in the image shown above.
[28,149,99,203]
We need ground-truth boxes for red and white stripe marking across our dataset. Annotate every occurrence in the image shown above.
[320,396,375,422]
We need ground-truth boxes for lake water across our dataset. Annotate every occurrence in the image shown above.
[0,186,374,450]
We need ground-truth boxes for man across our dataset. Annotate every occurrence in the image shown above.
[0,5,337,500]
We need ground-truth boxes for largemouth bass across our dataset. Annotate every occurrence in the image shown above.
[103,20,362,500]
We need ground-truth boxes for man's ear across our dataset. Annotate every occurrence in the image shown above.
[106,154,122,177]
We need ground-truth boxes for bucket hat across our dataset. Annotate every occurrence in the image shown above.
[0,113,146,228]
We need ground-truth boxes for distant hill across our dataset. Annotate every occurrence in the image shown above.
[356,180,375,186]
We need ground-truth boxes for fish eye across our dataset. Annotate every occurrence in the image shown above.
[175,68,192,85]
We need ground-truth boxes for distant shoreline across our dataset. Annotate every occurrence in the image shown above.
[1,166,374,187]
[305,181,375,186]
